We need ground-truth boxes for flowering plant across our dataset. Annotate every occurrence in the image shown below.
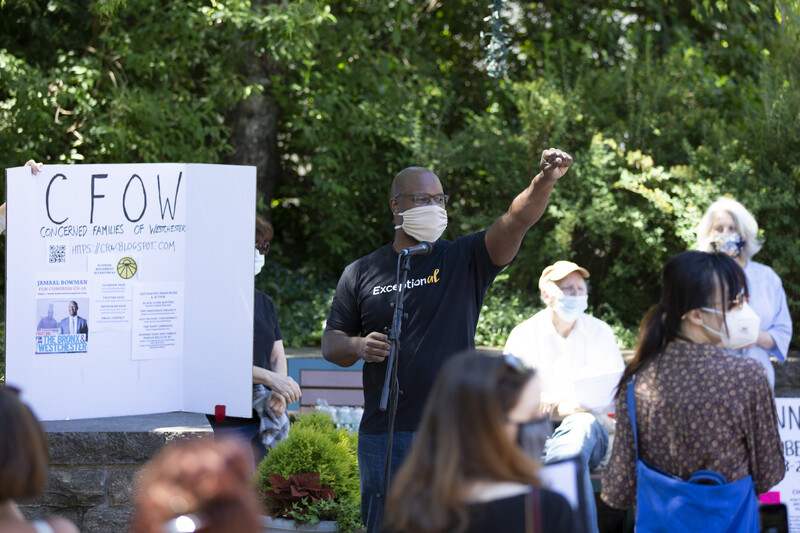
[265,472,335,519]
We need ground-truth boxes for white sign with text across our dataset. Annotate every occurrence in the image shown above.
[6,163,256,420]
[766,398,800,532]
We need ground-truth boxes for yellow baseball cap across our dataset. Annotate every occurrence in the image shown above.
[538,261,590,290]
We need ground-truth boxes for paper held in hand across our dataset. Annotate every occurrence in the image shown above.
[573,370,624,411]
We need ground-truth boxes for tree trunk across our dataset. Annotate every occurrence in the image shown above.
[224,2,281,212]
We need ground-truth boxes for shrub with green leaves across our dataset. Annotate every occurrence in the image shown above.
[256,411,360,510]
[256,261,335,348]
[283,497,364,533]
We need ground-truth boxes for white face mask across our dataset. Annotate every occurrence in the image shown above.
[700,302,760,350]
[394,205,448,243]
[254,248,265,276]
[552,295,588,322]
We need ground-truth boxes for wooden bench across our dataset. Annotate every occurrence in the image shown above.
[299,369,364,413]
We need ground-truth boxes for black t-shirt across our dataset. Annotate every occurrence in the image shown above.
[463,489,579,533]
[382,488,579,533]
[326,231,503,434]
[253,289,282,372]
[208,289,282,427]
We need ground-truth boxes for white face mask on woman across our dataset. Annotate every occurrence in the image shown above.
[700,302,760,350]
[394,205,448,244]
[254,248,265,276]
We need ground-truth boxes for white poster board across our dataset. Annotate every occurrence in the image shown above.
[5,163,255,420]
[765,398,800,532]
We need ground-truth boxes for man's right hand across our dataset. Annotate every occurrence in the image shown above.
[540,148,573,182]
[358,331,391,363]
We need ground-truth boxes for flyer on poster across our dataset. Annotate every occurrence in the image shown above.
[132,282,184,360]
[88,250,135,331]
[34,275,89,354]
[765,398,800,532]
[6,163,255,420]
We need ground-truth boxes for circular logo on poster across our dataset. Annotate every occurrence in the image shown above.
[117,257,138,279]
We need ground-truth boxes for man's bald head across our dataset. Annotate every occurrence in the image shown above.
[391,167,441,197]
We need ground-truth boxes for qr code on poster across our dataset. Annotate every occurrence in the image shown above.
[48,244,66,264]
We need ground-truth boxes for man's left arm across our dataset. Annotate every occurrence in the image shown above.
[485,148,573,266]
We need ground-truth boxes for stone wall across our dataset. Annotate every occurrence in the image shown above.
[19,412,212,533]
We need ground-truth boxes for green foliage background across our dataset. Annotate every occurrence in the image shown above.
[2,0,799,364]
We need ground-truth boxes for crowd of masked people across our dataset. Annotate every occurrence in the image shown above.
[1,150,790,532]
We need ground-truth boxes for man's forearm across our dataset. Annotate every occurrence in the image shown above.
[485,172,558,266]
[321,329,362,367]
[507,171,559,229]
[485,148,572,266]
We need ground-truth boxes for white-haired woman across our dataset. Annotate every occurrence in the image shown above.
[696,196,792,387]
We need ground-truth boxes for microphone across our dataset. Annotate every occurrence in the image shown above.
[401,241,433,256]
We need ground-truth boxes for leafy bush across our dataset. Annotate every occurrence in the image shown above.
[281,496,364,533]
[256,411,360,520]
[256,260,336,347]
[265,472,334,520]
[475,273,541,348]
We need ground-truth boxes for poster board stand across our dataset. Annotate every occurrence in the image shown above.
[5,163,255,421]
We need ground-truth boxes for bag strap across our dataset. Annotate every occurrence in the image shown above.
[525,490,533,533]
[532,487,541,533]
[626,376,640,459]
[688,470,726,485]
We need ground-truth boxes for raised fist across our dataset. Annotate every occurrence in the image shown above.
[540,148,573,181]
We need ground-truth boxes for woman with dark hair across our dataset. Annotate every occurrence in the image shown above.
[0,385,78,533]
[384,351,578,533]
[601,251,784,527]
[130,437,263,533]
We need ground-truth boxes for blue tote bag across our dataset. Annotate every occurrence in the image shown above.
[627,377,759,533]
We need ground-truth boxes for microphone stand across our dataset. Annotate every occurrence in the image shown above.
[379,252,412,504]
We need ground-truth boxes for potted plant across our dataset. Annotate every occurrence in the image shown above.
[256,411,364,533]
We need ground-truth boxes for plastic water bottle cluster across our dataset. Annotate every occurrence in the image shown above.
[314,399,363,433]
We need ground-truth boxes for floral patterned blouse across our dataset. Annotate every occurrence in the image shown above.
[601,341,785,509]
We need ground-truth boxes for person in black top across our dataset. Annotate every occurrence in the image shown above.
[383,351,579,533]
[206,217,300,467]
[322,148,573,532]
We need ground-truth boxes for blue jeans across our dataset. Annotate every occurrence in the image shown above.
[209,420,268,470]
[543,412,608,533]
[357,431,416,533]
